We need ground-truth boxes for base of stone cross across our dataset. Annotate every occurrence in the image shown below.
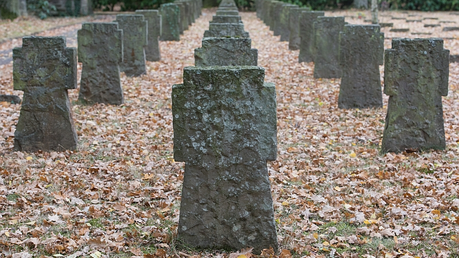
[173,66,278,254]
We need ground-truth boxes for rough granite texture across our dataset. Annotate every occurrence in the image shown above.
[313,16,345,78]
[204,23,249,38]
[195,38,257,66]
[211,15,241,24]
[278,4,296,41]
[136,10,162,62]
[77,23,124,105]
[160,3,180,41]
[13,36,78,152]
[115,15,147,77]
[173,66,278,254]
[381,38,449,153]
[0,95,21,104]
[298,11,324,63]
[338,25,384,109]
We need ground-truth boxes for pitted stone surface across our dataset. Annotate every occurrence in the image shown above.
[13,36,77,152]
[160,3,180,41]
[78,23,124,105]
[204,23,249,38]
[211,15,241,23]
[136,10,162,61]
[298,11,324,62]
[195,38,257,66]
[381,38,449,153]
[115,14,147,77]
[338,25,384,109]
[288,7,309,50]
[173,66,278,254]
[278,4,296,41]
[313,16,345,78]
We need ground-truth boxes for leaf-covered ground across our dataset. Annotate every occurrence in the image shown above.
[1,9,459,258]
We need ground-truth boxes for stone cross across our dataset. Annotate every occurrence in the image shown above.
[77,23,124,105]
[195,38,257,66]
[160,3,181,41]
[298,10,324,63]
[338,25,384,109]
[13,36,78,152]
[381,38,449,153]
[136,10,162,62]
[115,14,148,77]
[313,16,345,78]
[173,66,278,254]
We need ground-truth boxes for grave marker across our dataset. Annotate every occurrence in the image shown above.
[115,14,148,77]
[298,10,324,63]
[338,25,384,109]
[136,10,162,61]
[313,16,345,78]
[288,6,310,50]
[160,3,181,41]
[173,66,278,254]
[381,38,449,153]
[78,23,124,105]
[13,36,78,152]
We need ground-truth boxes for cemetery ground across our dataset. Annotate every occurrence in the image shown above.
[1,8,459,258]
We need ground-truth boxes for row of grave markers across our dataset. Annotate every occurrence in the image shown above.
[256,0,450,154]
[11,0,202,152]
[172,0,278,253]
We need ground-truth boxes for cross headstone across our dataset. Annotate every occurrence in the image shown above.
[195,38,257,66]
[381,38,449,153]
[298,11,324,63]
[13,36,78,152]
[338,25,384,109]
[77,23,124,105]
[160,3,181,41]
[136,10,162,62]
[115,14,148,77]
[313,16,345,78]
[173,66,278,254]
